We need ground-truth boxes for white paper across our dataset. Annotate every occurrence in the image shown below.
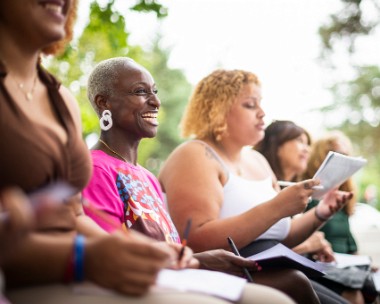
[72,270,246,301]
[312,151,367,199]
[333,252,372,269]
[156,269,246,301]
[373,269,380,292]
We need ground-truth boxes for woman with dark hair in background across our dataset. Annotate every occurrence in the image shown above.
[255,120,334,260]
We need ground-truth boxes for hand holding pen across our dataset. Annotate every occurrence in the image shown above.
[227,237,254,282]
[178,218,192,262]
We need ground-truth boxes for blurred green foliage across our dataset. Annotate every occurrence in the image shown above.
[318,0,380,207]
[44,0,191,175]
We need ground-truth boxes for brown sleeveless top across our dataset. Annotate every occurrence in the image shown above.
[0,61,92,194]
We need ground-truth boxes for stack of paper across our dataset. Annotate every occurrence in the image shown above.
[312,151,367,199]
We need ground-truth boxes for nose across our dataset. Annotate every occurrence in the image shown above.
[257,105,265,118]
[148,93,161,109]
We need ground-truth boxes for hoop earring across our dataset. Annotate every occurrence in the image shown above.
[99,110,113,131]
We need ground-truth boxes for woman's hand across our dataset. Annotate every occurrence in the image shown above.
[306,232,335,262]
[85,230,175,296]
[0,187,34,259]
[275,179,320,217]
[316,189,353,220]
[193,249,260,277]
[154,242,200,269]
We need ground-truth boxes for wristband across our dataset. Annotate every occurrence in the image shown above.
[74,234,85,282]
[314,206,331,222]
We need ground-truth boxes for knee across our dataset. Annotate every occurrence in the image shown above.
[276,269,319,304]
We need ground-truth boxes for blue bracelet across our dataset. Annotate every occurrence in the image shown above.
[74,234,85,282]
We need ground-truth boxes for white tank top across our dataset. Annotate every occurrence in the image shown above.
[221,173,291,240]
[191,140,291,241]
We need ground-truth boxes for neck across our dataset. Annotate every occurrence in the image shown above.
[282,168,297,182]
[98,137,138,165]
[212,139,241,161]
[0,32,40,78]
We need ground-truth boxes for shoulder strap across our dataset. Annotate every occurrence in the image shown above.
[190,140,230,177]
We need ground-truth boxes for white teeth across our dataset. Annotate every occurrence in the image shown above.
[44,3,63,14]
[142,114,158,119]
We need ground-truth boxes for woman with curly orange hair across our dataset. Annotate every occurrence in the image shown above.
[159,69,353,304]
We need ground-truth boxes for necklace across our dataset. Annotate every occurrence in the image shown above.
[9,72,38,102]
[99,139,128,162]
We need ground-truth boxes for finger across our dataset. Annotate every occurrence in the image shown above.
[302,179,320,190]
[124,237,174,261]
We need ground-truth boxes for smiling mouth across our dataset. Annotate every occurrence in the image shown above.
[40,1,65,15]
[141,112,158,124]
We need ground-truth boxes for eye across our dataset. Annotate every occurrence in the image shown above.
[244,103,256,109]
[152,89,158,94]
[134,88,148,95]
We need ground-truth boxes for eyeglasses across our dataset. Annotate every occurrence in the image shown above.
[126,88,158,99]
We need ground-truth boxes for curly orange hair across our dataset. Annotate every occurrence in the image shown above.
[42,0,78,55]
[303,130,356,215]
[181,69,260,141]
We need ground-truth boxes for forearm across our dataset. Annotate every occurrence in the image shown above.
[2,232,75,287]
[76,214,108,237]
[283,208,324,248]
[187,200,283,252]
[70,195,108,237]
[292,242,311,255]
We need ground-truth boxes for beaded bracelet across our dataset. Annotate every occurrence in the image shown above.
[74,234,85,282]
[314,206,331,222]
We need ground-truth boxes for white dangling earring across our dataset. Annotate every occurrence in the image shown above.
[99,110,113,131]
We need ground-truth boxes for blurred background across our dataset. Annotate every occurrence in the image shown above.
[45,0,380,209]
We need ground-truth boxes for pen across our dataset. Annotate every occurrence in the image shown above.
[227,236,254,283]
[178,218,192,262]
[277,181,324,190]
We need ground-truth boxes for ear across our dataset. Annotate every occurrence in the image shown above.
[94,94,110,114]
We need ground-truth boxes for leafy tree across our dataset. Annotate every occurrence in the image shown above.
[318,0,380,206]
[319,0,380,59]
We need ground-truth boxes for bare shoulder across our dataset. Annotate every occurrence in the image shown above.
[159,140,225,185]
[164,140,220,164]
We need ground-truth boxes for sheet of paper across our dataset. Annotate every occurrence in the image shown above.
[373,269,380,292]
[316,252,372,270]
[156,269,246,301]
[333,252,372,269]
[312,151,367,199]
